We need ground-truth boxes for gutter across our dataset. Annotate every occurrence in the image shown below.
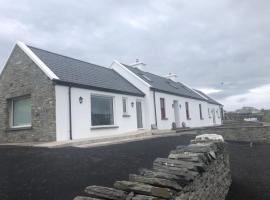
[53,79,145,97]
[68,86,73,140]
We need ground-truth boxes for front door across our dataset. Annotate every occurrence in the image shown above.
[173,100,181,128]
[136,101,143,129]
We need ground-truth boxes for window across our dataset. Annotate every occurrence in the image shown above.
[91,95,114,126]
[160,98,167,119]
[167,81,179,89]
[217,109,220,118]
[9,96,31,128]
[185,102,190,120]
[122,97,128,115]
[142,75,152,82]
[199,104,203,120]
[208,108,211,118]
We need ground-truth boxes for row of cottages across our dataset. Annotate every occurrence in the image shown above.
[0,42,223,143]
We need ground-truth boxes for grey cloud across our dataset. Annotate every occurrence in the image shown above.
[0,0,269,109]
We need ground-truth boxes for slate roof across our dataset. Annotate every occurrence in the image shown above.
[194,90,222,106]
[28,46,144,96]
[123,64,207,101]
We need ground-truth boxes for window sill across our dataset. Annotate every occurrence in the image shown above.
[122,114,131,118]
[91,125,119,130]
[7,126,32,131]
[161,117,168,120]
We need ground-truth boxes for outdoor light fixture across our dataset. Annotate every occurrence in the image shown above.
[79,96,83,104]
[131,102,134,107]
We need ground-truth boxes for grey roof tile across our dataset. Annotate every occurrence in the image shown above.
[28,46,144,96]
[123,64,207,101]
[194,90,222,105]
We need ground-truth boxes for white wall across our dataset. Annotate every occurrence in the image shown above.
[111,61,155,129]
[111,61,222,131]
[154,91,222,129]
[206,103,222,126]
[55,85,146,141]
[55,85,70,141]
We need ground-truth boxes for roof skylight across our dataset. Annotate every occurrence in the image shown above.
[142,74,152,82]
[167,81,179,89]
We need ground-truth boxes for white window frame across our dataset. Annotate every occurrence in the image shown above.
[122,97,129,115]
[9,96,32,128]
[217,109,220,118]
[90,93,117,128]
[199,104,203,120]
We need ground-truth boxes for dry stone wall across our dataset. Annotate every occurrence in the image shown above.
[73,134,231,200]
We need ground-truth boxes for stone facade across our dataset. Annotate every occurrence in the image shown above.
[0,45,56,143]
[73,134,231,200]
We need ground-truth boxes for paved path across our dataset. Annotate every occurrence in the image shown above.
[0,134,270,200]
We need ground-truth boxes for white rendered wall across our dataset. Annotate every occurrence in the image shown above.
[206,103,222,126]
[111,61,155,129]
[154,91,222,129]
[111,61,222,130]
[55,85,70,141]
[55,85,146,141]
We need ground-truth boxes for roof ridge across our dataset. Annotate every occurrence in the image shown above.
[27,45,111,71]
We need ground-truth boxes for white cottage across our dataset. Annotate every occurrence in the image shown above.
[0,42,222,143]
[111,61,223,131]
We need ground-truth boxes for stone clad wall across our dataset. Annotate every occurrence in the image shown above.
[73,134,231,200]
[0,45,56,143]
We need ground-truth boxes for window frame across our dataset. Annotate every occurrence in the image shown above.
[185,102,191,120]
[9,95,32,128]
[90,94,116,128]
[208,108,212,118]
[217,109,220,118]
[199,104,203,120]
[160,98,167,120]
[122,97,128,115]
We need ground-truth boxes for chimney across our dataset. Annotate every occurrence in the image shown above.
[165,73,177,82]
[130,59,146,70]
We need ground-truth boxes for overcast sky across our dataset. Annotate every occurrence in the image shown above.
[0,0,269,111]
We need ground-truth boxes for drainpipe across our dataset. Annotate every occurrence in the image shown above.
[153,90,158,128]
[68,86,73,140]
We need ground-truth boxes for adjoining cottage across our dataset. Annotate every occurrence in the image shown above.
[112,61,223,131]
[0,42,223,143]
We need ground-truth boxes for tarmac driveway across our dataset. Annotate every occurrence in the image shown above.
[0,134,194,200]
[0,134,270,200]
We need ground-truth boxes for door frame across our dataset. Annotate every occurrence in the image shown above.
[173,100,181,128]
[136,100,144,129]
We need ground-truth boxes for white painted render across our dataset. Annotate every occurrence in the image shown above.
[111,60,154,129]
[55,85,70,141]
[55,85,145,141]
[112,61,222,131]
[154,91,222,129]
[55,61,222,141]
